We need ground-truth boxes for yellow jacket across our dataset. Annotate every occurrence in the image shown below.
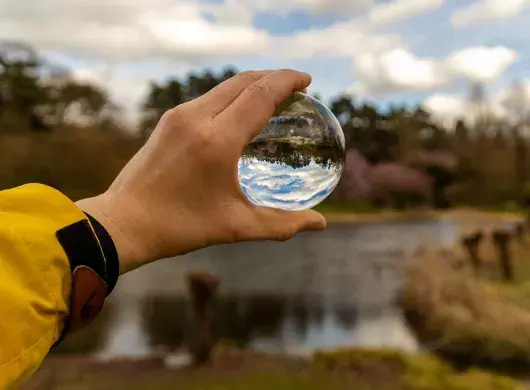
[0,184,115,389]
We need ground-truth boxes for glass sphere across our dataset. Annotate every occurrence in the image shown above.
[238,93,346,211]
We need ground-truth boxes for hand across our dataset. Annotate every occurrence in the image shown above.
[77,70,327,273]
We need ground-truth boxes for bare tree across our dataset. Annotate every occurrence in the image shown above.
[503,81,530,125]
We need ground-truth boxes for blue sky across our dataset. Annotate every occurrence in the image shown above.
[1,0,529,125]
[239,159,341,210]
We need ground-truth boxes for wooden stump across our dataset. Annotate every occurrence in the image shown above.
[186,270,220,365]
[461,231,484,275]
[492,229,514,282]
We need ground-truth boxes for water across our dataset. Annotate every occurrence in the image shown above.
[53,219,459,358]
[238,93,346,211]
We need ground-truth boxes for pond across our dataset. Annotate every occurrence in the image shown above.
[54,219,458,357]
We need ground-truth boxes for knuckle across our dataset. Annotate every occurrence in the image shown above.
[153,109,180,139]
[194,129,215,149]
[171,103,189,117]
[160,109,176,124]
[278,68,294,74]
[247,79,272,96]
[162,105,186,124]
[155,105,190,136]
[238,70,258,81]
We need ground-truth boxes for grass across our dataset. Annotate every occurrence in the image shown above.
[480,203,527,216]
[401,233,530,374]
[315,349,521,390]
[26,347,523,390]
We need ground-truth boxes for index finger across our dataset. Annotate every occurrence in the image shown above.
[194,70,277,116]
[215,69,311,145]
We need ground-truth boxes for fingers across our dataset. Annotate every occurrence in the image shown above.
[194,70,276,116]
[250,207,327,242]
[217,69,312,145]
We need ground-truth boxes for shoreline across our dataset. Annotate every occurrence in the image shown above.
[323,208,524,226]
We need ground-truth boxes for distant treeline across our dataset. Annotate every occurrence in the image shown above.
[1,41,529,207]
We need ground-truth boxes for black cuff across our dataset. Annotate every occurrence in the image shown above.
[52,213,120,347]
[85,213,119,295]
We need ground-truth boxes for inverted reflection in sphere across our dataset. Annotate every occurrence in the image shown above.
[238,93,346,211]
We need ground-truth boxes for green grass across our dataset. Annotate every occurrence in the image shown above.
[479,203,527,215]
[28,348,524,390]
[46,371,353,390]
[315,349,521,390]
[171,372,355,390]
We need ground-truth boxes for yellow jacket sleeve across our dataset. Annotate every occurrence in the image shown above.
[0,184,88,389]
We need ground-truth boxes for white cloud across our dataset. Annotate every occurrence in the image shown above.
[140,10,269,57]
[0,0,413,117]
[1,0,526,121]
[53,62,193,127]
[276,21,404,60]
[351,45,518,95]
[202,0,254,26]
[451,0,530,28]
[353,49,447,94]
[251,0,374,14]
[424,89,521,126]
[445,46,518,81]
[296,0,374,14]
[67,69,102,85]
[0,0,269,62]
[369,0,445,25]
[424,94,469,124]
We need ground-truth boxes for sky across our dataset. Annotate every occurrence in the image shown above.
[1,0,530,125]
[239,159,340,210]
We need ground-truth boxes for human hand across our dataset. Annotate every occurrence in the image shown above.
[77,70,327,273]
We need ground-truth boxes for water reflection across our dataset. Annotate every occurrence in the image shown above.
[142,296,187,350]
[53,220,458,357]
[98,298,150,358]
[136,295,359,353]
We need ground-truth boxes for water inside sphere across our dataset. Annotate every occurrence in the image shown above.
[238,93,346,211]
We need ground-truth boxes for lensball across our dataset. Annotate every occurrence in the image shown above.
[238,93,346,211]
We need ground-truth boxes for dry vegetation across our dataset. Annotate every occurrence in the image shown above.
[402,231,530,374]
[0,128,141,200]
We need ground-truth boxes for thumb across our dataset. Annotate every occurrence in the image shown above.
[253,207,327,242]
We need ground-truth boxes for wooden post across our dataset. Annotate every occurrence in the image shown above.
[461,231,484,275]
[186,270,220,365]
[492,229,514,282]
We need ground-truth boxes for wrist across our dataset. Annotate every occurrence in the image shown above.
[76,193,147,274]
